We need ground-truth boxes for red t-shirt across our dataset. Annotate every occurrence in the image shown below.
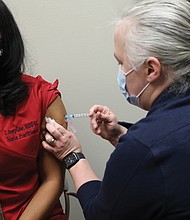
[0,74,66,219]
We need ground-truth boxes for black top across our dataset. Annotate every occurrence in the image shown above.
[78,89,190,220]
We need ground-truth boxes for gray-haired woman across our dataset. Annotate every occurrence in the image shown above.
[43,0,190,219]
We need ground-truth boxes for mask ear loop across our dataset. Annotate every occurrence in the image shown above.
[119,65,134,76]
[136,83,150,98]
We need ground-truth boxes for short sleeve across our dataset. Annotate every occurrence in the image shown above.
[23,75,61,120]
[39,77,60,110]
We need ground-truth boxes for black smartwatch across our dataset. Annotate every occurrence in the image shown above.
[63,152,85,169]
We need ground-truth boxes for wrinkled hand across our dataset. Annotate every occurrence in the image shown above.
[89,105,127,146]
[42,120,82,161]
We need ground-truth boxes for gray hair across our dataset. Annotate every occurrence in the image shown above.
[115,0,190,94]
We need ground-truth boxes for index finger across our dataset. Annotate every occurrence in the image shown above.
[89,105,105,116]
[45,116,67,133]
[46,122,66,140]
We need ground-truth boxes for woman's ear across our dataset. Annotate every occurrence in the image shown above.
[145,57,161,83]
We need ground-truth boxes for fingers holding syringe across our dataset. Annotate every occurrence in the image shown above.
[89,105,112,134]
[89,105,110,116]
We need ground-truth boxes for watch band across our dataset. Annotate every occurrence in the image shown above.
[63,152,85,169]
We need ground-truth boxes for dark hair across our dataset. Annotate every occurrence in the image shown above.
[0,0,28,116]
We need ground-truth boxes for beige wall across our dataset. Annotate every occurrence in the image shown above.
[5,0,145,219]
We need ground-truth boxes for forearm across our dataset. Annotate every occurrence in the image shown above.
[69,158,99,191]
[19,180,63,220]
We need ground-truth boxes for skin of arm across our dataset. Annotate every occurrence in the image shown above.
[69,159,99,192]
[19,96,67,220]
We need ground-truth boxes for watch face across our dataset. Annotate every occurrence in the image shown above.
[64,153,78,169]
[65,153,77,164]
[63,152,85,169]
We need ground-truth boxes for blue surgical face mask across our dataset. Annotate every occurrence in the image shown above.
[117,65,150,107]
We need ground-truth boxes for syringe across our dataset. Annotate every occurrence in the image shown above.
[65,113,89,119]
